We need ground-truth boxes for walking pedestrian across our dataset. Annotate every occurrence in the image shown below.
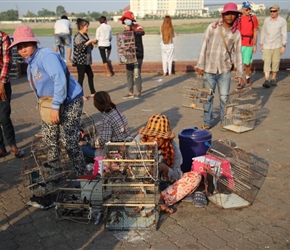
[238,1,259,87]
[120,11,145,100]
[0,31,24,158]
[53,15,72,62]
[9,25,86,176]
[195,2,244,130]
[96,16,113,77]
[73,18,97,101]
[260,4,287,88]
[160,15,175,76]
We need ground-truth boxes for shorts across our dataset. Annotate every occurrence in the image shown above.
[241,46,253,65]
[54,33,72,48]
[262,48,281,72]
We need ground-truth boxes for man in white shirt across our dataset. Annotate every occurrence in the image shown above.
[260,4,287,88]
[53,15,72,63]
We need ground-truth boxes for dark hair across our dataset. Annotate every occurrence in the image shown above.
[99,16,107,24]
[93,91,116,112]
[76,18,90,30]
[61,15,68,19]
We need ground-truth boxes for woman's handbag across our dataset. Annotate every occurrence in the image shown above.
[30,68,69,124]
[38,96,64,124]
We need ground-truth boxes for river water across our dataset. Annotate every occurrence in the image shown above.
[37,33,290,63]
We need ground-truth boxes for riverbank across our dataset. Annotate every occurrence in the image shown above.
[2,17,290,36]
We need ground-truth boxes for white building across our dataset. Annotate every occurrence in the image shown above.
[130,0,208,18]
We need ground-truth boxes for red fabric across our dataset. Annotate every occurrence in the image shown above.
[238,15,259,46]
[0,32,11,84]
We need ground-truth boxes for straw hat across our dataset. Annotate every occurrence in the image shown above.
[138,114,175,139]
[8,25,39,50]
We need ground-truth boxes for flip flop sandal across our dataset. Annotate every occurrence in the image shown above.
[193,191,207,208]
[237,83,244,90]
[12,149,25,158]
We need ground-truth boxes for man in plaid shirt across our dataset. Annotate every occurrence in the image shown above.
[195,3,244,130]
[0,31,23,158]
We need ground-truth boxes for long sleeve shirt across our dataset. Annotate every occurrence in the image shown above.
[26,47,83,110]
[0,32,11,84]
[260,16,287,49]
[196,22,243,78]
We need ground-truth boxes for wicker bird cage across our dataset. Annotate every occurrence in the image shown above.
[182,78,212,111]
[55,178,103,223]
[101,141,160,230]
[22,136,73,201]
[222,88,260,133]
[116,31,137,65]
[192,140,267,209]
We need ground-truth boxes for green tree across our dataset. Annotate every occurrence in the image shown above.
[90,11,102,21]
[0,9,18,21]
[56,5,66,17]
[38,8,55,17]
[23,10,37,17]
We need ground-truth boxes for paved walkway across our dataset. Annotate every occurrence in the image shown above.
[1,70,290,249]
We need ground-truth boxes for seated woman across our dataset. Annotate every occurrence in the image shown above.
[80,91,131,160]
[138,113,183,184]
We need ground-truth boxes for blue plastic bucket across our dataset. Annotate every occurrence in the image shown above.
[178,127,212,173]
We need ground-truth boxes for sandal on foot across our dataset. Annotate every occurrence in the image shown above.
[160,204,174,214]
[237,82,244,90]
[193,191,207,208]
[12,149,25,158]
[0,150,10,158]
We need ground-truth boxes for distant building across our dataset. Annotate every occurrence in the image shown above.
[130,0,209,18]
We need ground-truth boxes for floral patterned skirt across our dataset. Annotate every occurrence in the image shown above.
[161,171,202,206]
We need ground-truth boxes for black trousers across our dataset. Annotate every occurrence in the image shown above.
[76,64,96,95]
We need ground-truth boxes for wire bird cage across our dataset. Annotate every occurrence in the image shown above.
[55,178,103,224]
[101,141,160,230]
[116,31,137,65]
[80,112,97,145]
[182,78,212,111]
[222,87,260,133]
[193,140,267,209]
[21,135,74,201]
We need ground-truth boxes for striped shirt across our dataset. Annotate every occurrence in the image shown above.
[0,32,11,84]
[196,22,243,78]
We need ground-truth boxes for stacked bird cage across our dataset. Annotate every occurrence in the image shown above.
[102,141,160,230]
[116,31,137,65]
[201,140,267,209]
[222,88,260,133]
[182,78,212,111]
[55,177,103,223]
[21,135,74,207]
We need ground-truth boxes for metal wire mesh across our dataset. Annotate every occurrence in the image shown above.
[222,88,261,133]
[182,77,212,111]
[102,141,159,230]
[116,31,137,64]
[203,140,267,209]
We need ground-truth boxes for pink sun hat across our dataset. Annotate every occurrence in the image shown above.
[8,25,39,50]
[221,2,242,14]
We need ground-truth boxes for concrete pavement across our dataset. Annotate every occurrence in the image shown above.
[1,70,290,249]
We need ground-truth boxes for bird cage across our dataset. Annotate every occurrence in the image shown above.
[199,140,267,209]
[80,111,97,146]
[116,31,137,64]
[55,177,103,224]
[222,88,260,133]
[9,38,24,79]
[101,141,160,230]
[21,135,74,203]
[182,78,212,111]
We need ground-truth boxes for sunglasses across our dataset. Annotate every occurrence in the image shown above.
[270,10,278,13]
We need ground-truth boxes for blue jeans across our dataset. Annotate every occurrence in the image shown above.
[203,72,231,127]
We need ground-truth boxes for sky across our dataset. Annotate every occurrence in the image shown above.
[0,0,289,16]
